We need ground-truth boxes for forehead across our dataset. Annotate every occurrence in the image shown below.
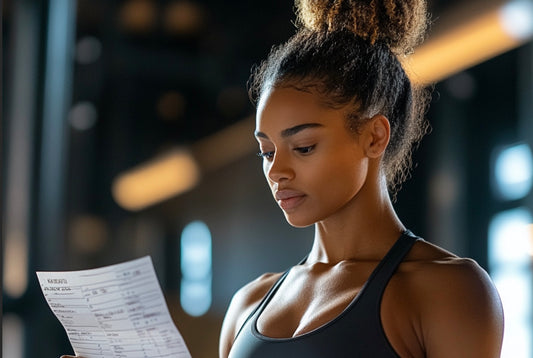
[256,86,343,133]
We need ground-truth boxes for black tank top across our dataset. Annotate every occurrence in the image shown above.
[228,231,419,358]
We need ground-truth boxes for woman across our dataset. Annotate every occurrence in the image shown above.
[219,0,504,357]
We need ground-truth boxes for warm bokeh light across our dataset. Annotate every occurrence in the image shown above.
[112,149,200,211]
[3,232,29,298]
[405,0,533,85]
[118,0,157,33]
[112,118,255,211]
[163,0,205,35]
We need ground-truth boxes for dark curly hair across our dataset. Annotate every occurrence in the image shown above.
[248,0,431,194]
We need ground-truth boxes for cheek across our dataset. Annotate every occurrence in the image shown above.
[317,156,368,197]
[349,158,369,187]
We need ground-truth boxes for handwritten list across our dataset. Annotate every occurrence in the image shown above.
[37,256,191,358]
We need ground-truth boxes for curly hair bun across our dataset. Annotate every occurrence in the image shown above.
[295,0,428,56]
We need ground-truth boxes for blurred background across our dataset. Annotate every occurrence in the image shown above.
[2,0,533,357]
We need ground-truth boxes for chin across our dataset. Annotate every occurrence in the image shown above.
[284,213,316,228]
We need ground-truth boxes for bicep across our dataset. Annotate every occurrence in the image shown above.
[421,261,504,357]
[219,274,277,358]
[219,294,244,358]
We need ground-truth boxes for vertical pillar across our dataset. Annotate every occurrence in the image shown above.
[34,0,77,269]
[2,1,42,357]
[24,0,78,356]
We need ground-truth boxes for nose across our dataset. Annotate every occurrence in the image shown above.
[265,151,294,183]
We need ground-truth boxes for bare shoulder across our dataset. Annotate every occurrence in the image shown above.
[400,240,504,357]
[219,272,283,358]
[403,240,492,282]
[404,240,500,297]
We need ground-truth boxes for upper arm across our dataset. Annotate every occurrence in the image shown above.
[219,273,280,358]
[219,289,247,358]
[419,259,504,358]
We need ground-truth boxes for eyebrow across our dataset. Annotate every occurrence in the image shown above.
[255,123,324,139]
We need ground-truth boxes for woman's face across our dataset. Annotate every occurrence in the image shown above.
[255,86,370,227]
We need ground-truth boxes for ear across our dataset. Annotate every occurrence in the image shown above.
[363,114,390,158]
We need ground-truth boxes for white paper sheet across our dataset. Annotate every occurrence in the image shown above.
[37,256,192,358]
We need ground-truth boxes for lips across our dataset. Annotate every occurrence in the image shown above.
[275,189,306,211]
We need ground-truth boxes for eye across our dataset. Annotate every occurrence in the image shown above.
[294,145,315,155]
[257,151,275,160]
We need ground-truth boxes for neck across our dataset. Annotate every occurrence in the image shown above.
[307,175,405,264]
